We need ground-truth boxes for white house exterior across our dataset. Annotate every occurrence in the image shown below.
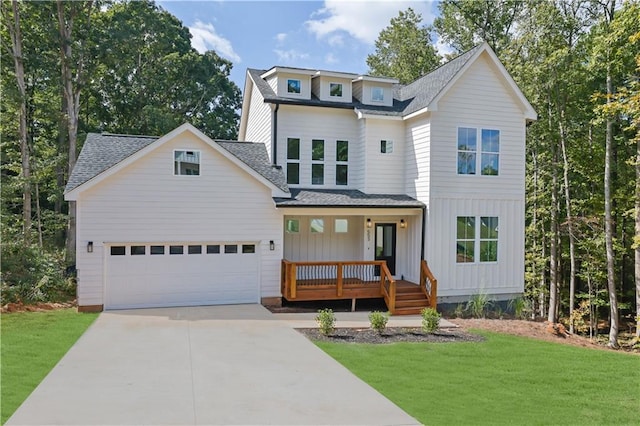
[66,43,535,312]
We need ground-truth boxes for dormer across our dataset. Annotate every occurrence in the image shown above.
[311,71,355,103]
[261,67,314,100]
[352,75,398,107]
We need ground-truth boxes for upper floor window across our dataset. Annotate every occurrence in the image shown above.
[380,140,393,154]
[287,138,300,185]
[457,127,500,175]
[312,139,324,185]
[330,83,343,97]
[174,150,200,176]
[372,87,384,102]
[336,140,349,185]
[287,79,301,94]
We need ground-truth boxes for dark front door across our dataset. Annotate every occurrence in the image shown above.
[375,223,397,275]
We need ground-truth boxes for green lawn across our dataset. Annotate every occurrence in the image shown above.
[1,309,98,424]
[317,331,640,425]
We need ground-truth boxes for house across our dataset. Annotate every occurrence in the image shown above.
[65,43,536,313]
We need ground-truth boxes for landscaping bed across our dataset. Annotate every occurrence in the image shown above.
[298,327,484,344]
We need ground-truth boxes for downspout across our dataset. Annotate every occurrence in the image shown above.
[420,205,426,261]
[272,103,280,165]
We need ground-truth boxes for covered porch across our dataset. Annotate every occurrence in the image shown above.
[275,189,436,315]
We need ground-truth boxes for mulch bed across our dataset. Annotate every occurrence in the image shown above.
[297,327,485,344]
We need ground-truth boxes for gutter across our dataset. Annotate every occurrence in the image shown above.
[421,205,426,261]
[272,103,280,165]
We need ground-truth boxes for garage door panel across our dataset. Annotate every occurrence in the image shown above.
[105,244,259,310]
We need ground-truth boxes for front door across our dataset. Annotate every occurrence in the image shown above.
[375,223,396,275]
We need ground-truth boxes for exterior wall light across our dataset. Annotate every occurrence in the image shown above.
[400,219,406,229]
[366,218,372,228]
[87,241,93,253]
[269,240,275,251]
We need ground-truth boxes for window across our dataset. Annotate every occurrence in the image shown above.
[286,219,299,233]
[206,244,220,254]
[312,139,324,185]
[380,140,393,154]
[287,79,301,94]
[335,219,348,233]
[242,244,256,254]
[188,245,202,254]
[456,216,499,263]
[287,138,300,185]
[131,245,145,255]
[336,140,348,185]
[371,87,384,102]
[330,83,343,97]
[170,245,184,255]
[150,245,165,255]
[174,150,200,176]
[457,128,500,175]
[310,218,324,233]
[224,244,238,254]
[110,246,126,256]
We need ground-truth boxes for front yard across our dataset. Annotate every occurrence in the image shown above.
[316,331,639,425]
[1,309,98,424]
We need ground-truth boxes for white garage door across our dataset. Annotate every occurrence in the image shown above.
[105,242,259,310]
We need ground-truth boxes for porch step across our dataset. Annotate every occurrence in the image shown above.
[393,306,428,316]
[395,298,430,308]
[393,285,431,315]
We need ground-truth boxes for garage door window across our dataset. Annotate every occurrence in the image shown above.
[131,246,145,255]
[242,244,255,254]
[111,246,126,256]
[150,245,165,255]
[170,245,184,255]
[206,244,220,254]
[225,244,238,254]
[188,245,202,254]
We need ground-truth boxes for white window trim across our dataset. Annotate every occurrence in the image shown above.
[311,139,325,185]
[336,140,349,186]
[455,215,499,264]
[371,86,385,102]
[286,137,301,185]
[456,126,501,176]
[329,82,343,98]
[286,78,302,95]
[173,149,201,176]
[380,140,394,154]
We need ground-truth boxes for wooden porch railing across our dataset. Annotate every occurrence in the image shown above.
[419,259,438,309]
[281,259,397,313]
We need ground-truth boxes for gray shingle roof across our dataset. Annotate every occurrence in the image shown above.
[274,189,424,208]
[65,133,288,194]
[249,45,482,118]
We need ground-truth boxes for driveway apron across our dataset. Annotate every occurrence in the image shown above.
[7,305,419,425]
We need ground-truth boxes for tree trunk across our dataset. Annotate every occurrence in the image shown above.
[548,148,559,324]
[635,132,640,338]
[5,0,31,245]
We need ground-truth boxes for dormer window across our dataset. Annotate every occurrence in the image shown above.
[287,79,301,94]
[330,83,343,97]
[174,150,200,176]
[371,87,384,102]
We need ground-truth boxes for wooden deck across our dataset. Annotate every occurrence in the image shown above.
[281,259,437,315]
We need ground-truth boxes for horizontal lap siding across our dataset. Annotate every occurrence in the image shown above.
[75,132,283,307]
[244,85,272,153]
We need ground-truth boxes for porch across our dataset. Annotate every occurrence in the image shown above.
[281,259,437,315]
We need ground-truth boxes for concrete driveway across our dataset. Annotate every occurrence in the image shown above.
[7,305,419,425]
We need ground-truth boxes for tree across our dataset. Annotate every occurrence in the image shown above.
[366,8,440,84]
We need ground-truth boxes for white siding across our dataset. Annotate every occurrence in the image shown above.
[277,106,360,189]
[75,131,283,307]
[360,81,394,107]
[276,73,312,99]
[352,81,363,102]
[244,84,272,154]
[312,76,352,103]
[404,115,431,201]
[362,118,406,194]
[283,216,363,261]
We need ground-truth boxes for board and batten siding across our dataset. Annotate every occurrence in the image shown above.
[277,106,360,189]
[244,82,272,150]
[362,118,406,194]
[424,51,527,298]
[283,216,363,261]
[74,131,283,307]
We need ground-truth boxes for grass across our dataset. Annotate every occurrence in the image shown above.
[316,331,640,425]
[1,308,98,424]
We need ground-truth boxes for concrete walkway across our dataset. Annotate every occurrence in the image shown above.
[7,305,420,425]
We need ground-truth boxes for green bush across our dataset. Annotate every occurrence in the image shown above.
[368,311,389,334]
[466,293,493,318]
[421,307,441,333]
[315,308,336,335]
[0,243,74,304]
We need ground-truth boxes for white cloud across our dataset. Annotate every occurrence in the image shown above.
[274,49,310,63]
[189,21,241,63]
[306,0,434,45]
[327,34,344,47]
[275,33,288,43]
[325,52,339,64]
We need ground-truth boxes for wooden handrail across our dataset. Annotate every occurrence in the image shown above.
[379,262,396,314]
[420,260,438,309]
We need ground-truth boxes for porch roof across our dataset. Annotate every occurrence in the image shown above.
[273,189,424,208]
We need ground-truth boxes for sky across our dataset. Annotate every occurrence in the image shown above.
[156,0,446,90]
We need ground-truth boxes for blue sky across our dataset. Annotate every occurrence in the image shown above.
[156,1,445,89]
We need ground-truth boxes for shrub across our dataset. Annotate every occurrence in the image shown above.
[315,308,336,335]
[454,303,466,318]
[466,293,493,318]
[368,311,389,334]
[421,307,441,333]
[508,297,532,320]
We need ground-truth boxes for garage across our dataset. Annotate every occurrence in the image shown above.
[104,242,260,310]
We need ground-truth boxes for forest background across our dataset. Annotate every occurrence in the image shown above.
[2,0,639,348]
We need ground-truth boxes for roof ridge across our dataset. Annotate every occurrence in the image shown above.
[101,132,159,139]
